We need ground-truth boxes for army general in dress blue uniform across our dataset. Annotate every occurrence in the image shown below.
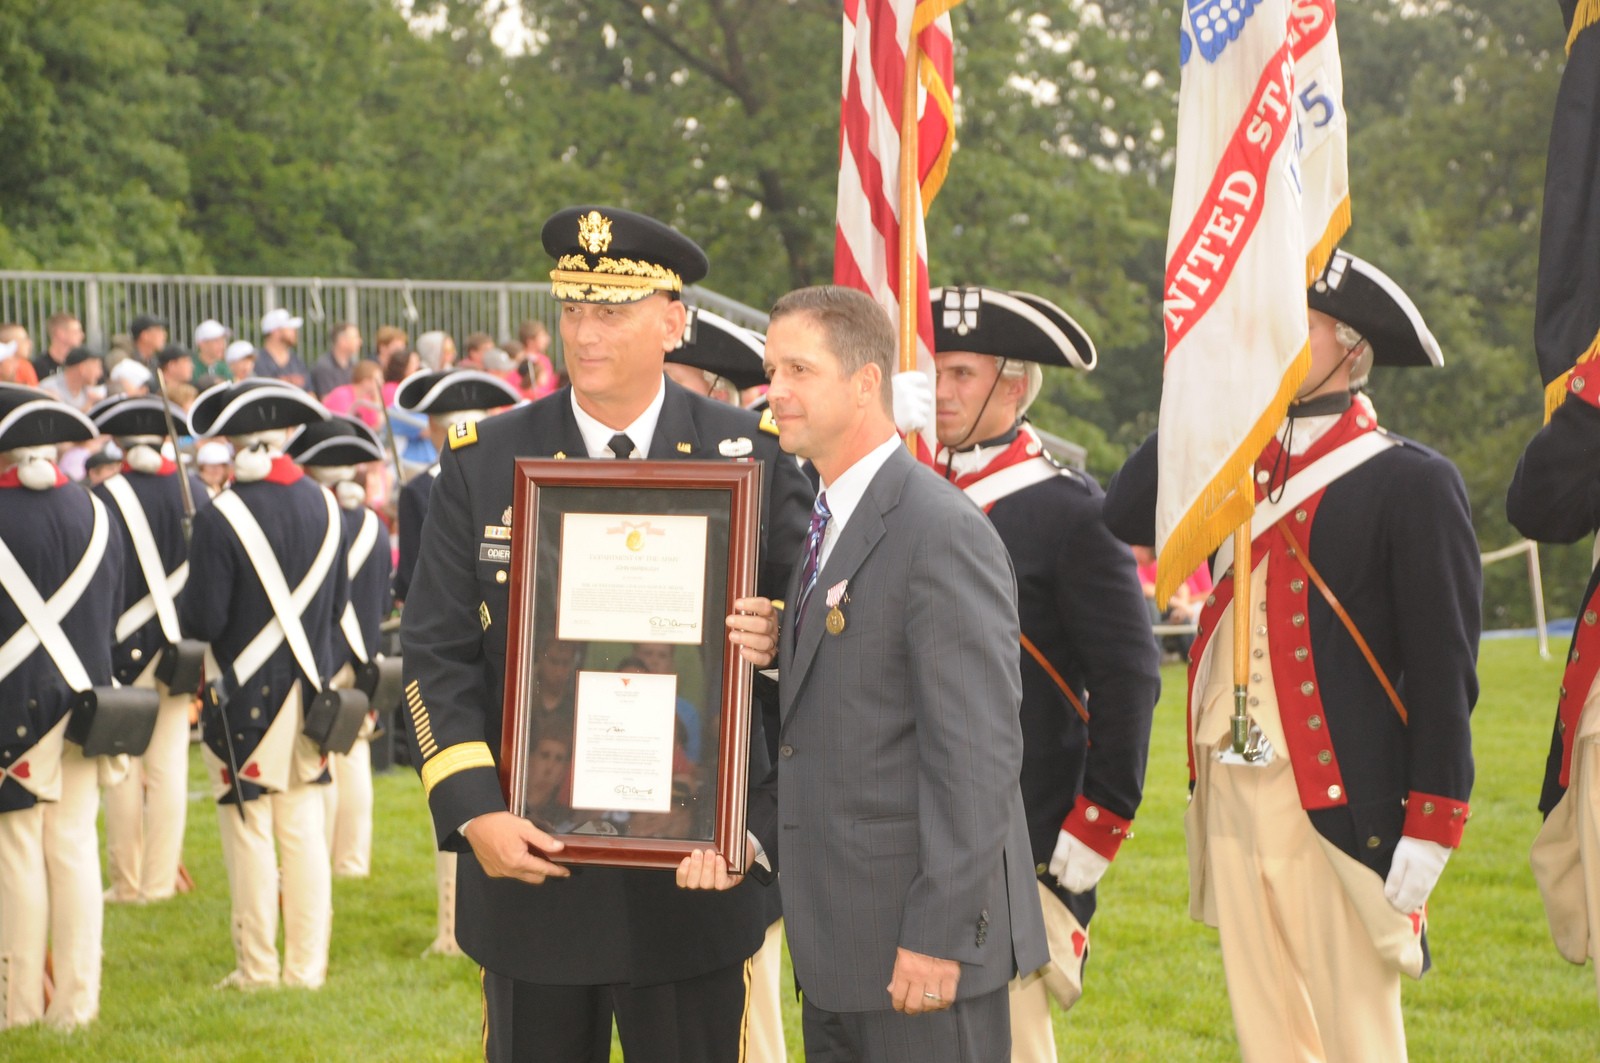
[402,206,811,1063]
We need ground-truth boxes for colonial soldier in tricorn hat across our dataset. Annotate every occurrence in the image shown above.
[0,385,125,1030]
[180,379,346,990]
[665,306,769,405]
[927,286,1162,1060]
[1104,250,1480,1062]
[392,369,522,605]
[287,415,392,879]
[390,368,521,956]
[1507,318,1600,1004]
[90,394,210,906]
[401,205,811,1062]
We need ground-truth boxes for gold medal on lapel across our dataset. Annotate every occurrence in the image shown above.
[825,606,846,635]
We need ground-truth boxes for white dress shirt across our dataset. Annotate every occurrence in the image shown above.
[816,433,903,570]
[570,378,667,458]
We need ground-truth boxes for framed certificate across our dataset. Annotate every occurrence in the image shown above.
[499,459,761,872]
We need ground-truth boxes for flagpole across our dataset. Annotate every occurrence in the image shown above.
[898,30,921,455]
[1230,479,1254,757]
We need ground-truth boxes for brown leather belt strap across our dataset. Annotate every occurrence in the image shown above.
[1277,523,1408,726]
[1020,633,1090,724]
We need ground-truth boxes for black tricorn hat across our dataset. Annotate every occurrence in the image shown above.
[394,369,521,415]
[287,414,386,467]
[1308,250,1442,368]
[0,384,99,450]
[188,379,327,438]
[930,286,1097,370]
[88,394,186,438]
[668,307,768,390]
[542,205,709,304]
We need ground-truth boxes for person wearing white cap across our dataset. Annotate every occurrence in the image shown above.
[196,440,233,497]
[254,309,309,390]
[193,320,233,388]
[108,358,153,398]
[225,340,258,381]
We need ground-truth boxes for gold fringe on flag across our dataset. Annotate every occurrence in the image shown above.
[919,55,956,207]
[1155,343,1311,606]
[1544,324,1600,422]
[1569,0,1600,53]
[1305,194,1353,287]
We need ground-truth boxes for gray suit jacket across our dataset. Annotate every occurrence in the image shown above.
[751,445,1048,1013]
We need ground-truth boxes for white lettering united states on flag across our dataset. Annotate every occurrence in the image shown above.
[835,0,961,377]
[1154,0,1349,603]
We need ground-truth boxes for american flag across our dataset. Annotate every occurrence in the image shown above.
[1154,0,1349,603]
[834,0,962,377]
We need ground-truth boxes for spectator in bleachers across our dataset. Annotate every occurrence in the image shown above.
[31,312,83,380]
[458,331,494,372]
[40,346,106,411]
[415,330,455,371]
[129,315,168,367]
[107,358,152,397]
[373,325,409,368]
[195,440,233,497]
[224,339,258,380]
[322,359,386,430]
[0,333,38,385]
[517,319,558,399]
[253,308,310,388]
[310,321,361,398]
[192,320,232,388]
[156,345,193,390]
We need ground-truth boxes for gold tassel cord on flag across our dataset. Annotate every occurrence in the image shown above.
[1569,0,1600,53]
[1544,324,1600,422]
[1305,193,1352,288]
[1154,342,1312,607]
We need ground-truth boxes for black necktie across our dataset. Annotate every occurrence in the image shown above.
[608,433,636,460]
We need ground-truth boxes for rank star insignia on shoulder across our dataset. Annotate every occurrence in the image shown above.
[758,409,779,436]
[448,420,478,449]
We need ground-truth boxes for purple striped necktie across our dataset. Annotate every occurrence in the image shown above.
[795,491,831,629]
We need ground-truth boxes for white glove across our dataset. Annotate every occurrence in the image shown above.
[891,370,933,434]
[1383,836,1451,914]
[1048,829,1111,894]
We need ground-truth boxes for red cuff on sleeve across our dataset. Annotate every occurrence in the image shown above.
[1402,791,1470,849]
[1062,795,1132,861]
[1569,361,1600,410]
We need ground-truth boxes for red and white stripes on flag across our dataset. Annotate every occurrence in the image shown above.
[835,0,962,377]
[1154,0,1349,603]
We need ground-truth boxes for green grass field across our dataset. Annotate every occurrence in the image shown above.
[5,638,1598,1060]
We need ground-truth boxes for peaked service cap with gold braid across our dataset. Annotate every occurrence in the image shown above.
[542,205,709,304]
[1308,250,1442,369]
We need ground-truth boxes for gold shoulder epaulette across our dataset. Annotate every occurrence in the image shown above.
[758,409,779,436]
[447,420,479,450]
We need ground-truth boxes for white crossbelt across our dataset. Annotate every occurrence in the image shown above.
[1211,431,1398,582]
[103,473,189,644]
[0,494,111,691]
[338,506,380,665]
[213,489,341,693]
[960,456,1066,510]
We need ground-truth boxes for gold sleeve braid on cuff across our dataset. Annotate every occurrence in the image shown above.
[421,742,497,796]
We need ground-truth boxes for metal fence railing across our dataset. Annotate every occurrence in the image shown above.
[0,270,770,367]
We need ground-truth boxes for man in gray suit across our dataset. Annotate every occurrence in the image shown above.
[690,285,1048,1061]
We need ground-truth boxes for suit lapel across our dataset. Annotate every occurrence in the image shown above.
[780,447,912,725]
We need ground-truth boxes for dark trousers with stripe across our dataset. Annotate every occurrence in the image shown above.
[481,958,751,1063]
